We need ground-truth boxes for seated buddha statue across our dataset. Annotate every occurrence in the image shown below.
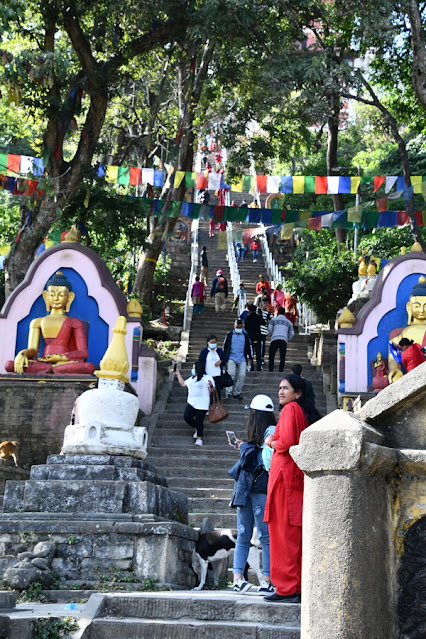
[5,271,95,375]
[388,275,426,383]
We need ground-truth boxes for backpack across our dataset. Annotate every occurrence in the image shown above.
[216,276,226,292]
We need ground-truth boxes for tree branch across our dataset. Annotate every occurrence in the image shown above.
[404,0,426,109]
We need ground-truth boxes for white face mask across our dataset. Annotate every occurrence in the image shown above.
[208,343,217,349]
[191,368,196,376]
[234,328,243,334]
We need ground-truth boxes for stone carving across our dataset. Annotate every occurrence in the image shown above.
[5,270,95,375]
[3,541,55,590]
[397,517,426,639]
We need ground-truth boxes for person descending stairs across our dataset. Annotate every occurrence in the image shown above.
[148,220,327,532]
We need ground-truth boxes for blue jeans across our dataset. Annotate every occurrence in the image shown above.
[233,491,270,577]
[252,250,258,261]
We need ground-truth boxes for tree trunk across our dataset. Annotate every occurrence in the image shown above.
[405,0,426,109]
[327,94,347,249]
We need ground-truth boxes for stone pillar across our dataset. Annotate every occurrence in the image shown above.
[291,410,397,639]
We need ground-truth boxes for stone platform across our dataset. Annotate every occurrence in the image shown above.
[0,454,197,589]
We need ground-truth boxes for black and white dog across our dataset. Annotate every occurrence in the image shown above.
[191,528,262,591]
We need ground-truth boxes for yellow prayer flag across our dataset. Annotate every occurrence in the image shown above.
[45,240,55,248]
[292,177,305,194]
[174,171,185,188]
[105,166,119,183]
[231,177,244,193]
[347,206,362,223]
[299,210,311,221]
[281,223,295,240]
[350,177,361,194]
[217,231,228,250]
[422,182,426,201]
[411,176,422,193]
[0,245,10,256]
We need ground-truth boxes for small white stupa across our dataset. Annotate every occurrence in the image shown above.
[62,316,148,458]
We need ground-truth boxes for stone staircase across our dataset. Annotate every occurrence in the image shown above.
[148,220,326,529]
[84,591,301,638]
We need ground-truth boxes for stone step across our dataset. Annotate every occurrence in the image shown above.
[154,467,233,480]
[189,497,231,513]
[189,512,237,527]
[95,591,301,626]
[168,478,234,491]
[177,487,233,498]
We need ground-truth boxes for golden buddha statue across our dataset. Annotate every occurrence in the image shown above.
[367,260,377,277]
[358,252,368,277]
[5,271,95,375]
[388,275,426,383]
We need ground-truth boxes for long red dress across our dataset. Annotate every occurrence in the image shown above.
[264,401,309,596]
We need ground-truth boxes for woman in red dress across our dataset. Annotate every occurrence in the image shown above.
[263,374,321,603]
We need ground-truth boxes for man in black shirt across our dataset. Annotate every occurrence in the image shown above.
[244,304,263,371]
[291,364,316,405]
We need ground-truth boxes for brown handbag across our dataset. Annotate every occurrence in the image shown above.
[208,387,229,423]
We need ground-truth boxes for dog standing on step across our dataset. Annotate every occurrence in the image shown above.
[191,528,262,591]
[0,441,19,467]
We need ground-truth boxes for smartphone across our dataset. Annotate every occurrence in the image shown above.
[173,363,177,372]
[226,431,238,447]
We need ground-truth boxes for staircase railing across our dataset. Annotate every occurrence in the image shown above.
[183,219,200,332]
[226,223,243,312]
[258,223,317,335]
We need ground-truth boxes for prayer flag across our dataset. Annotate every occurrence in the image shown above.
[299,210,311,222]
[142,168,154,185]
[243,176,255,192]
[321,213,334,228]
[248,209,261,223]
[403,186,413,200]
[414,210,426,226]
[225,206,239,222]
[174,171,185,188]
[266,175,280,193]
[196,172,208,189]
[281,176,293,194]
[217,231,227,249]
[347,206,362,223]
[363,211,379,228]
[117,166,130,185]
[374,176,385,192]
[185,172,197,188]
[256,175,268,193]
[208,172,221,191]
[33,158,44,176]
[339,177,351,193]
[327,176,340,194]
[308,216,321,230]
[293,177,305,194]
[396,176,405,191]
[129,167,142,185]
[378,211,397,228]
[315,176,327,194]
[350,177,361,193]
[154,170,164,187]
[376,197,388,213]
[304,177,315,193]
[105,166,118,183]
[212,205,225,221]
[281,223,295,239]
[260,210,273,224]
[0,154,8,173]
[397,211,409,226]
[231,176,244,192]
[411,176,422,193]
[0,245,10,256]
[361,176,373,186]
[97,165,106,178]
[20,156,34,174]
[385,176,397,193]
[271,210,285,224]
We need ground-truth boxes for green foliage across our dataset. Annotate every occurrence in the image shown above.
[33,616,78,639]
[285,230,357,323]
[145,338,179,361]
[18,581,47,603]
[358,227,426,258]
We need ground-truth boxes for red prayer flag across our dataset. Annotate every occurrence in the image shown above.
[7,154,20,176]
[315,176,328,194]
[397,211,409,226]
[376,197,388,213]
[196,172,208,189]
[373,176,385,192]
[256,175,267,193]
[308,216,321,230]
[25,180,38,196]
[129,167,142,185]
[212,205,225,221]
[414,210,425,226]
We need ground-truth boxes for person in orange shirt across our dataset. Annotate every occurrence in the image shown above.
[255,275,271,297]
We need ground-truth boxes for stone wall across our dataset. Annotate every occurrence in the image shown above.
[0,380,90,469]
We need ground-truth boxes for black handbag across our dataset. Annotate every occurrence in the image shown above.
[220,370,234,388]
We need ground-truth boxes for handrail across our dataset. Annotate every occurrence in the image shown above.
[183,218,200,332]
[226,222,241,311]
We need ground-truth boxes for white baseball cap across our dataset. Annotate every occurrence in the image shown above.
[250,394,274,412]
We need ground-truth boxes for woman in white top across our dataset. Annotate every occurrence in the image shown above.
[198,335,225,400]
[175,361,215,446]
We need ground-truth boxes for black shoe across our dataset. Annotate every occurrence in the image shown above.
[263,593,301,603]
[234,394,243,400]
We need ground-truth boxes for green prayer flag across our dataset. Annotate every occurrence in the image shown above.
[304,177,315,193]
[360,176,373,185]
[117,166,130,185]
[225,206,239,222]
[243,175,254,191]
[271,210,284,224]
[285,210,298,222]
[363,210,379,228]
[236,208,248,222]
[0,154,8,173]
[185,172,196,188]
[169,201,181,218]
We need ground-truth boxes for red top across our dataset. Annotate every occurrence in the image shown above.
[264,401,309,525]
[250,241,259,250]
[43,316,89,361]
[256,280,271,295]
[402,343,425,373]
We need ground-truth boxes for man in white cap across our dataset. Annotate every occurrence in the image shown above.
[210,269,228,313]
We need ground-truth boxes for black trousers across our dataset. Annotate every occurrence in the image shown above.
[269,339,287,372]
[260,336,267,359]
[184,403,207,438]
[251,339,262,371]
[212,375,222,400]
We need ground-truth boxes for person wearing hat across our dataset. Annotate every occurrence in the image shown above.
[210,269,228,313]
[228,394,277,594]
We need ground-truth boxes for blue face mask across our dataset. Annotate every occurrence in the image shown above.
[208,343,217,349]
[235,328,243,334]
[191,368,196,376]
